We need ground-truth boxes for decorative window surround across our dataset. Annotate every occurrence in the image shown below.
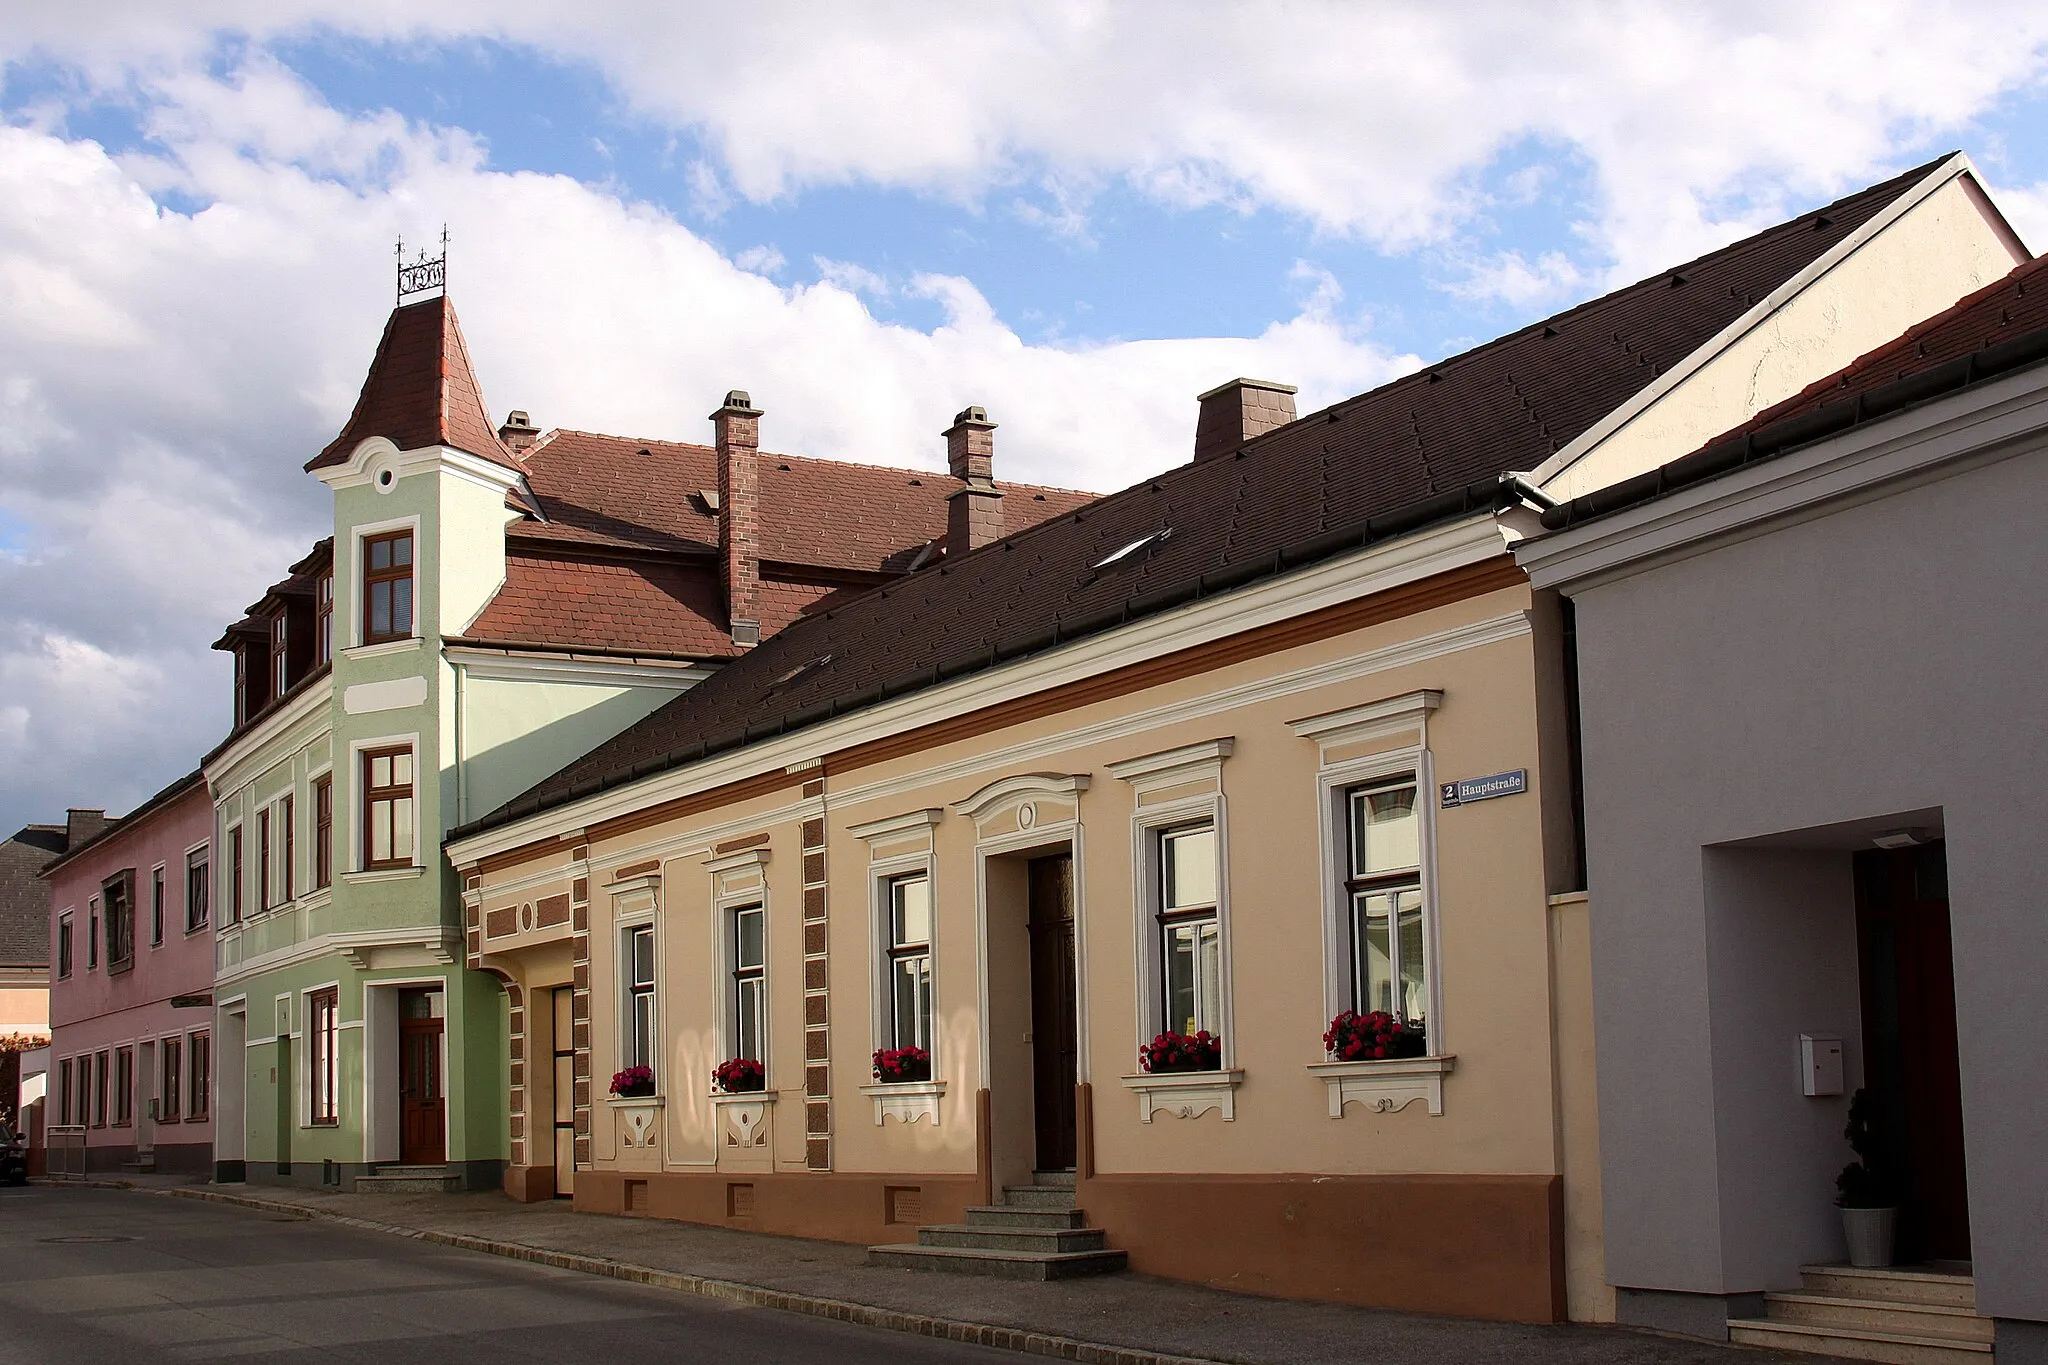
[607,1093,663,1150]
[709,1091,774,1151]
[859,1079,947,1126]
[1307,1055,1455,1117]
[846,808,943,842]
[341,865,425,885]
[951,773,1089,825]
[1288,690,1443,756]
[342,637,424,662]
[1120,1069,1244,1123]
[1103,738,1234,789]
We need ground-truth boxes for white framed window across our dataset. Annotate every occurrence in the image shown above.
[1156,823,1222,1037]
[623,923,656,1071]
[730,905,766,1064]
[883,871,933,1051]
[1343,774,1427,1021]
[307,986,340,1125]
[348,514,422,650]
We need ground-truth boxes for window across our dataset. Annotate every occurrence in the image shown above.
[624,925,656,1070]
[229,826,243,924]
[730,905,765,1063]
[1344,776,1426,1023]
[269,611,288,697]
[92,1050,108,1128]
[103,871,133,971]
[316,570,334,665]
[361,529,414,644]
[57,913,72,979]
[189,1032,211,1119]
[885,873,933,1051]
[161,1036,182,1122]
[150,867,164,946]
[88,898,99,970]
[281,794,295,902]
[309,988,340,1125]
[234,646,250,726]
[114,1048,133,1126]
[1157,824,1221,1036]
[56,1058,72,1126]
[361,747,414,870]
[186,847,209,931]
[313,776,332,889]
[257,808,271,911]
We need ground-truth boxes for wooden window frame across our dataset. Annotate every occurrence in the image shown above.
[313,776,333,890]
[730,905,766,1065]
[257,808,271,912]
[1342,774,1428,1024]
[113,1047,133,1127]
[315,570,333,666]
[624,924,656,1071]
[92,1050,108,1128]
[56,1058,73,1127]
[189,1031,211,1120]
[1155,822,1222,1038]
[281,794,295,903]
[229,826,243,924]
[269,611,288,698]
[150,866,164,947]
[360,747,415,871]
[87,897,99,970]
[56,912,72,979]
[360,529,415,645]
[884,871,933,1052]
[308,988,340,1125]
[186,847,209,932]
[160,1035,182,1123]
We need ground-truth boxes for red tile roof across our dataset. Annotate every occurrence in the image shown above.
[307,295,516,473]
[460,552,740,659]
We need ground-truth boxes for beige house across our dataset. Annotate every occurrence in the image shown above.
[445,155,2025,1323]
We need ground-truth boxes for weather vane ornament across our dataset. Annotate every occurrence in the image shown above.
[395,225,449,303]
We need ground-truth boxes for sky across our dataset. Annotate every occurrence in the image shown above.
[3,2,2048,833]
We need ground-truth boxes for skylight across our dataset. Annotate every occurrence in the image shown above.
[1093,527,1171,570]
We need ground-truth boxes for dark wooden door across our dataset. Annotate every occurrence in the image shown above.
[1027,853,1079,1173]
[399,997,446,1166]
[1855,843,1970,1261]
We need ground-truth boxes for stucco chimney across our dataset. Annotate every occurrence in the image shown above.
[944,406,1003,558]
[498,409,540,453]
[1193,378,1298,462]
[713,390,763,647]
[65,809,109,849]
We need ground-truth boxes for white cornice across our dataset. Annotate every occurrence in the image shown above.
[1289,690,1443,749]
[445,647,713,690]
[204,675,334,789]
[315,437,528,499]
[951,774,1091,821]
[1517,361,2048,594]
[702,847,769,876]
[1105,738,1234,786]
[846,808,945,842]
[445,513,1512,867]
[1527,153,1976,491]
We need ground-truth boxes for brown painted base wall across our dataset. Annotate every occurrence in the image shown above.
[503,1164,556,1203]
[1079,1172,1567,1323]
[573,1168,984,1246]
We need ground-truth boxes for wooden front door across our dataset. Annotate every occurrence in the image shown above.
[1855,843,1970,1262]
[1027,853,1079,1173]
[398,991,446,1166]
[552,986,576,1197]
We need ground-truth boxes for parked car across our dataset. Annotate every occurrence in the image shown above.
[0,1118,28,1185]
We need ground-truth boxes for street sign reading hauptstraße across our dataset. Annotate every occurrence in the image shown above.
[1439,769,1527,808]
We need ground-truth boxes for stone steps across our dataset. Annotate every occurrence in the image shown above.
[867,1170,1125,1280]
[866,1243,1129,1280]
[960,1204,1089,1229]
[1728,1264,1991,1365]
[354,1163,462,1194]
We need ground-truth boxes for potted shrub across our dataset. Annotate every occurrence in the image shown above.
[1836,1088,1899,1268]
[872,1045,931,1084]
[711,1057,766,1093]
[609,1065,656,1099]
[1323,1010,1426,1061]
[1139,1030,1222,1073]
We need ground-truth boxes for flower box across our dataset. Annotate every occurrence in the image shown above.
[1138,1030,1221,1074]
[610,1065,656,1099]
[872,1045,931,1084]
[712,1057,766,1094]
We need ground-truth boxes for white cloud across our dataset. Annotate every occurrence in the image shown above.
[1440,249,1590,310]
[732,244,786,276]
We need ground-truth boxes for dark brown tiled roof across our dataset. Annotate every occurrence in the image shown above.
[1542,254,2048,532]
[462,552,739,659]
[0,825,67,967]
[307,296,516,473]
[461,157,1955,837]
[513,430,1093,570]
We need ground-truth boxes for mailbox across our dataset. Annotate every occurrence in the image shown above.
[1800,1034,1844,1097]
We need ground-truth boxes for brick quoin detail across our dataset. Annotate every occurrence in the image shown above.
[801,804,830,1170]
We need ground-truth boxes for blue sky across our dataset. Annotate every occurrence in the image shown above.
[2,3,2047,828]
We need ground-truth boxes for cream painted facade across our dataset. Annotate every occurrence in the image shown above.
[0,970,47,1036]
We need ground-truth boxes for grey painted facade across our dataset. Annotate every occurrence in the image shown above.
[1518,362,2048,1335]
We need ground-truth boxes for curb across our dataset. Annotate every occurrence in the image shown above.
[143,1185,1222,1365]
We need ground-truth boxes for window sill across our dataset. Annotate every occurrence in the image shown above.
[1119,1069,1243,1122]
[607,1092,664,1151]
[1306,1054,1455,1117]
[343,866,424,885]
[344,637,424,661]
[858,1079,945,1127]
[708,1090,775,1148]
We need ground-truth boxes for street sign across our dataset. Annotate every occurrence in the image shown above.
[1439,769,1527,808]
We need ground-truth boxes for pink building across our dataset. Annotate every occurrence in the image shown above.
[42,772,214,1176]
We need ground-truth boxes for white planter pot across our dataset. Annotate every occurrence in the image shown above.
[1841,1206,1898,1268]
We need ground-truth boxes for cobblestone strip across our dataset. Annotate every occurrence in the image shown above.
[148,1184,1223,1365]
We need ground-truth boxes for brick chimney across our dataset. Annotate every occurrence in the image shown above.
[65,808,109,849]
[944,406,1003,558]
[713,390,763,647]
[498,409,540,453]
[1193,378,1298,462]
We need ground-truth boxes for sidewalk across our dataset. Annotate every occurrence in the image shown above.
[58,1177,1796,1365]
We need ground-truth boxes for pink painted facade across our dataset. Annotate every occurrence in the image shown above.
[44,773,215,1176]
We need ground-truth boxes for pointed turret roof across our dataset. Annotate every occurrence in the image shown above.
[307,294,517,473]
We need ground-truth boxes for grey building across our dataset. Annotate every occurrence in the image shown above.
[1517,256,2048,1364]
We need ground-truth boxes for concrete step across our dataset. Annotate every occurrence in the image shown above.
[964,1204,1088,1230]
[372,1164,455,1178]
[1765,1292,1993,1343]
[1729,1318,1991,1365]
[915,1224,1108,1254]
[1800,1265,1977,1308]
[120,1160,157,1174]
[866,1243,1126,1281]
[354,1167,462,1194]
[1000,1184,1078,1209]
[1030,1169,1076,1187]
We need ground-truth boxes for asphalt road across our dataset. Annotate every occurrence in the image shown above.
[0,1186,1012,1363]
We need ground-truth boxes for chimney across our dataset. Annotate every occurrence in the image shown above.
[1193,378,1298,462]
[713,390,763,647]
[944,406,1004,558]
[65,808,109,849]
[498,409,540,453]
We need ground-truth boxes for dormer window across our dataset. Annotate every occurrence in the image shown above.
[316,570,333,665]
[270,613,288,696]
[362,530,414,644]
